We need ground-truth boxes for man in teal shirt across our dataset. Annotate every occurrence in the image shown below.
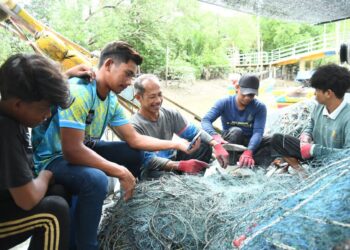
[271,64,350,171]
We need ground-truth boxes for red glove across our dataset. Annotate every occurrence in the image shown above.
[178,159,208,174]
[300,143,313,159]
[214,144,229,168]
[299,133,312,143]
[239,150,255,167]
[232,234,246,248]
[212,134,228,144]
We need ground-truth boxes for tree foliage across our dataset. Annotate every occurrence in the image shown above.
[261,18,324,51]
[0,0,338,78]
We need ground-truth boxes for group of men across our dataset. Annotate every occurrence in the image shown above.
[1,40,350,250]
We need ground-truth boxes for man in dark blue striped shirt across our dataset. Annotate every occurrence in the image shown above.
[202,74,272,167]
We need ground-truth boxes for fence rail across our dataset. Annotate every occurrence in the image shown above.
[229,32,350,66]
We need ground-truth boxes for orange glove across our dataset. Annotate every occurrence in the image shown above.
[239,150,255,167]
[178,159,208,174]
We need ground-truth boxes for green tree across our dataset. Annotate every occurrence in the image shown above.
[261,18,323,51]
[1,0,334,79]
[0,28,32,64]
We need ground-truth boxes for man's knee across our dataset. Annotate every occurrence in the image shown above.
[223,127,244,144]
[39,196,70,220]
[46,184,71,205]
[80,168,108,196]
[271,133,284,146]
[134,150,144,167]
[197,143,213,163]
[228,127,244,135]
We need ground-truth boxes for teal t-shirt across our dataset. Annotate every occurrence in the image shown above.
[32,77,128,172]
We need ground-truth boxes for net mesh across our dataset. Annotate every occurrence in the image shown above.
[199,0,350,24]
[98,101,350,249]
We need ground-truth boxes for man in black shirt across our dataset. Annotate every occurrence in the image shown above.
[0,53,92,250]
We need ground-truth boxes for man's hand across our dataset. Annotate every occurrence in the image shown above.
[299,133,312,143]
[178,159,208,174]
[176,137,201,154]
[117,167,136,201]
[300,143,313,160]
[239,150,255,167]
[212,134,228,144]
[213,144,229,168]
[65,64,95,82]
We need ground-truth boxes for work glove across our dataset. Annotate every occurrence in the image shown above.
[239,150,255,167]
[300,143,313,159]
[233,234,247,248]
[212,134,228,144]
[214,144,229,168]
[178,159,209,174]
[299,133,312,143]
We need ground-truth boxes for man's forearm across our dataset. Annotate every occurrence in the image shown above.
[14,170,52,210]
[201,117,216,135]
[128,134,182,152]
[247,133,263,151]
[312,144,347,157]
[32,170,52,200]
[163,160,179,171]
[63,145,125,177]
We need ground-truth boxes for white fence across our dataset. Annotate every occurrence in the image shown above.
[230,32,350,66]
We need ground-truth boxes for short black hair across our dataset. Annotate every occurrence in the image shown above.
[0,53,71,108]
[98,41,143,68]
[310,64,350,99]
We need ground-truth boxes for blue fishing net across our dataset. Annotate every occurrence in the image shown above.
[98,101,349,249]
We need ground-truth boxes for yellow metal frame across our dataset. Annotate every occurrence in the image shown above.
[0,0,94,70]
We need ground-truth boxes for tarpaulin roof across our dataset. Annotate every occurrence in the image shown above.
[199,0,350,24]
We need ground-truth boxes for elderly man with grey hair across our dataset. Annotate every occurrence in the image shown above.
[131,74,229,179]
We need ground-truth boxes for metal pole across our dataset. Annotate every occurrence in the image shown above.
[165,45,169,87]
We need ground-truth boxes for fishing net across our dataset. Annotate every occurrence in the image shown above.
[199,0,350,24]
[98,101,350,249]
[265,99,316,137]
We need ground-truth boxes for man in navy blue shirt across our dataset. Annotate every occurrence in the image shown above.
[201,74,272,167]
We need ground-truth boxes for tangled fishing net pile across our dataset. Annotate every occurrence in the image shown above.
[265,99,316,137]
[98,101,350,249]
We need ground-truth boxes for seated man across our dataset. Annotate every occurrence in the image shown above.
[271,64,350,171]
[32,41,194,250]
[131,74,229,178]
[201,74,272,167]
[0,53,80,250]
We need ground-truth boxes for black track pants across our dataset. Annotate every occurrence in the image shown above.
[270,133,303,160]
[0,194,69,250]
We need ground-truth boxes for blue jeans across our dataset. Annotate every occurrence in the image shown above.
[46,141,144,250]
